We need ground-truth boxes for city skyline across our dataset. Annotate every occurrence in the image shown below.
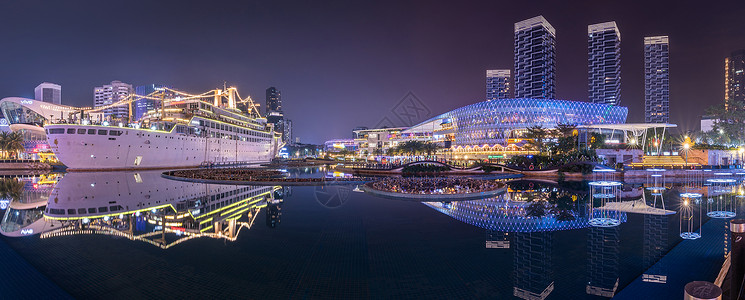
[1,1,744,143]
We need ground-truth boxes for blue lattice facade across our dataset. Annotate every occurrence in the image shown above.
[413,98,627,147]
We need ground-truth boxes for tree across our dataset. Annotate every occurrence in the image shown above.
[589,132,605,149]
[705,100,745,146]
[0,132,24,159]
[524,125,549,153]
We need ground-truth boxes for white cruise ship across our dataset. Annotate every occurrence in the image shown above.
[45,88,281,171]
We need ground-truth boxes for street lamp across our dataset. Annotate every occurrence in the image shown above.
[739,147,744,168]
[683,142,690,166]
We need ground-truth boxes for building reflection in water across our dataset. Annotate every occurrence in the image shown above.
[586,226,619,297]
[265,187,286,228]
[0,171,282,248]
[424,180,607,300]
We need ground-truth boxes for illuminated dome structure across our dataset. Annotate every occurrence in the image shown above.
[404,98,628,147]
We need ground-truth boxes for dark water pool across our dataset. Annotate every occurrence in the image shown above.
[0,169,737,299]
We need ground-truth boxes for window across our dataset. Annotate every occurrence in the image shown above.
[109,130,122,136]
[48,128,65,134]
[88,208,96,213]
[50,208,65,215]
[77,129,86,134]
[88,129,96,134]
[67,128,75,134]
[98,130,107,135]
[67,209,76,215]
[98,206,108,213]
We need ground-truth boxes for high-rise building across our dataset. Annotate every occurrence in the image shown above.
[486,70,511,100]
[644,36,670,123]
[725,49,745,111]
[514,16,556,99]
[588,21,621,106]
[34,82,61,105]
[94,80,133,122]
[266,87,281,114]
[284,119,293,145]
[133,84,168,121]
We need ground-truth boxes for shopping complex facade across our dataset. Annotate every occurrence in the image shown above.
[0,97,102,160]
[326,98,629,160]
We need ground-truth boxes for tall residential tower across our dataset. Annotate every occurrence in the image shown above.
[725,49,745,111]
[644,36,670,123]
[94,80,133,121]
[486,69,511,100]
[514,16,556,99]
[588,21,621,106]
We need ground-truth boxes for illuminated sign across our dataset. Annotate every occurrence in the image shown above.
[0,119,8,127]
[21,228,33,235]
[20,100,33,105]
[0,199,8,210]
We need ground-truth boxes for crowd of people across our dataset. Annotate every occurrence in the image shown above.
[170,168,285,181]
[367,177,502,195]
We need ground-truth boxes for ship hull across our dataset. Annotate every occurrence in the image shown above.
[45,125,276,171]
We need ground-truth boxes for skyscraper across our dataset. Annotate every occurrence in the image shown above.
[725,49,745,111]
[284,119,293,145]
[644,36,670,123]
[514,16,556,99]
[34,82,61,105]
[266,87,281,114]
[588,21,621,106]
[94,80,133,121]
[486,69,511,100]
[133,84,168,121]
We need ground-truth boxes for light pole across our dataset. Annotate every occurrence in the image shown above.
[739,147,744,168]
[683,142,690,166]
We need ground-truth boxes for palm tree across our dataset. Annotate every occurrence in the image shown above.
[0,132,9,159]
[0,178,24,202]
[5,132,24,159]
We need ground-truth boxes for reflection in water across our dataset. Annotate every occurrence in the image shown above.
[421,179,735,299]
[1,171,281,248]
[586,226,620,297]
[643,213,669,283]
[513,231,554,300]
[2,168,744,298]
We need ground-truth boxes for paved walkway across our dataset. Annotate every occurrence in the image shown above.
[0,237,72,299]
[615,218,729,298]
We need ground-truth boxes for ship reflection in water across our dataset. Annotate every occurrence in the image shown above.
[0,170,737,298]
[1,171,283,248]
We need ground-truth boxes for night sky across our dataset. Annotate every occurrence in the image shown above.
[1,0,744,143]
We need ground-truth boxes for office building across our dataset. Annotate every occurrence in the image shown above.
[266,87,281,114]
[725,49,745,111]
[34,82,61,105]
[94,80,133,121]
[644,36,670,123]
[133,84,168,121]
[284,119,293,144]
[486,70,511,100]
[588,21,621,105]
[514,16,556,99]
